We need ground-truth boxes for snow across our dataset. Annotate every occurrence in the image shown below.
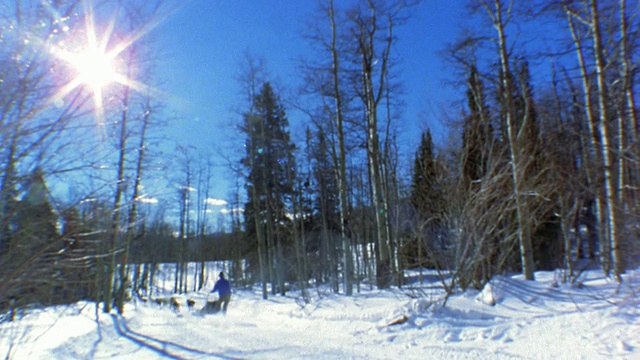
[2,267,639,359]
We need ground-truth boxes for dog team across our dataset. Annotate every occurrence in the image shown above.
[152,271,232,315]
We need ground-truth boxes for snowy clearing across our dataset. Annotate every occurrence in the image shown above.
[2,268,639,359]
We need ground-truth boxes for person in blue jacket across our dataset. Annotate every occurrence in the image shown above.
[211,272,231,313]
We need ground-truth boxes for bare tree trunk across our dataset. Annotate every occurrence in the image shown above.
[352,1,395,288]
[184,169,192,294]
[104,83,131,313]
[382,77,402,286]
[116,99,150,314]
[289,166,308,301]
[232,190,244,285]
[238,54,269,299]
[275,220,285,296]
[589,0,623,281]
[328,0,353,296]
[564,3,610,273]
[198,161,213,291]
[174,150,192,294]
[618,0,639,228]
[249,131,268,300]
[263,191,277,296]
[175,185,187,294]
[485,0,535,280]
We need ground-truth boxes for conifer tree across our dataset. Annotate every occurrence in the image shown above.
[456,61,509,289]
[310,128,341,290]
[242,82,296,295]
[407,130,445,270]
[461,65,493,188]
[8,168,58,306]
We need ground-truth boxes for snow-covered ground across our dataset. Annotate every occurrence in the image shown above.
[1,267,639,359]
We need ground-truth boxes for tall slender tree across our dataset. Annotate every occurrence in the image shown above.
[328,0,354,296]
[482,0,536,280]
[348,0,406,288]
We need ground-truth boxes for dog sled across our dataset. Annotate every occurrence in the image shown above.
[200,294,222,315]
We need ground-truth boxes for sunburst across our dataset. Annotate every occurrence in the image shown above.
[50,0,162,121]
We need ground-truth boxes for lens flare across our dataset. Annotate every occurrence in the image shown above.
[50,0,166,121]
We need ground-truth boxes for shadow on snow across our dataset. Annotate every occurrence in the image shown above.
[110,314,241,360]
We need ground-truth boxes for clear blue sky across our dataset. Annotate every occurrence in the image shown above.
[150,0,466,203]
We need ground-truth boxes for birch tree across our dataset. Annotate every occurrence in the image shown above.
[482,0,536,280]
[563,0,628,280]
[347,0,410,288]
[327,0,354,296]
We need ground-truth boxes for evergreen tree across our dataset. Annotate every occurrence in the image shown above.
[457,64,508,289]
[0,164,20,258]
[407,130,445,269]
[310,128,341,288]
[242,82,296,294]
[15,168,57,254]
[515,60,562,271]
[4,168,59,308]
[461,65,494,188]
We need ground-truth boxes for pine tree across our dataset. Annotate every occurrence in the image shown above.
[407,130,445,269]
[457,63,508,289]
[242,82,296,295]
[8,168,59,307]
[0,164,20,258]
[515,60,562,271]
[461,65,494,189]
[310,128,341,290]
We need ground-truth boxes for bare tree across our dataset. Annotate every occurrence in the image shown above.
[237,53,269,299]
[347,0,412,288]
[563,0,629,280]
[0,0,115,314]
[480,0,536,280]
[114,99,154,313]
[327,0,355,295]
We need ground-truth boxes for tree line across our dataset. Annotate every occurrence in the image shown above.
[1,0,638,319]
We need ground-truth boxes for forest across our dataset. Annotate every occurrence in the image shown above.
[1,0,638,318]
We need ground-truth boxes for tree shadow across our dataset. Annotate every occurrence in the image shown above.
[88,306,103,359]
[110,314,242,359]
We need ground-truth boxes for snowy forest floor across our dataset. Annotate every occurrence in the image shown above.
[1,267,639,359]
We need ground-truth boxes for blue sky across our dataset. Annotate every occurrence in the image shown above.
[147,0,466,204]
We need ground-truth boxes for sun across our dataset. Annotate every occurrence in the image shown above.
[72,44,118,95]
[54,5,131,112]
[56,42,127,116]
[45,0,174,125]
[49,0,161,119]
[51,12,127,116]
